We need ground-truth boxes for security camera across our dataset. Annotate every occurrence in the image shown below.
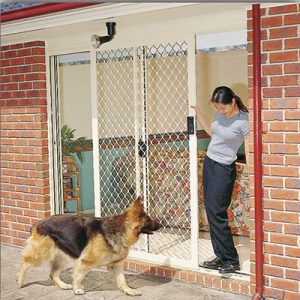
[91,22,116,49]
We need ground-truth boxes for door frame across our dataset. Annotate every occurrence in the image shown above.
[90,34,199,270]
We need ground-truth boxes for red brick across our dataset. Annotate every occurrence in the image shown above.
[264,243,284,255]
[262,15,283,28]
[2,50,17,59]
[285,178,300,189]
[286,134,300,144]
[270,189,299,200]
[264,265,284,276]
[284,62,300,74]
[17,65,33,73]
[1,45,10,51]
[284,292,300,300]
[10,57,25,66]
[270,99,298,109]
[19,82,33,90]
[286,269,300,281]
[270,27,298,39]
[9,43,24,50]
[11,74,25,82]
[264,177,284,187]
[269,4,298,15]
[2,83,18,91]
[262,64,282,75]
[24,41,45,47]
[271,75,298,86]
[263,133,284,143]
[284,14,300,25]
[285,201,300,212]
[284,224,300,238]
[17,48,32,57]
[285,87,300,97]
[270,233,298,246]
[4,67,18,75]
[263,39,283,52]
[270,122,298,132]
[285,38,300,50]
[269,51,298,63]
[263,154,284,165]
[263,87,283,98]
[271,278,298,292]
[32,64,46,72]
[270,144,298,154]
[263,110,283,121]
[264,220,283,232]
[25,56,45,65]
[271,166,298,177]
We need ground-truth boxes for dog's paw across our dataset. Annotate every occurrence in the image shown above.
[124,287,142,296]
[73,288,86,295]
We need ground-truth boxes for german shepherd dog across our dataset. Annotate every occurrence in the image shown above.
[17,197,160,296]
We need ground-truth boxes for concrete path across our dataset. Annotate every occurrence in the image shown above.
[1,244,250,300]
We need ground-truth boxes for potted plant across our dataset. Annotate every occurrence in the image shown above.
[61,124,86,163]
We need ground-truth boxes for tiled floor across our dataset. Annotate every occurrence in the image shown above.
[1,243,251,300]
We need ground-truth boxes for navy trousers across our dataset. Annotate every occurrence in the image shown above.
[203,156,239,264]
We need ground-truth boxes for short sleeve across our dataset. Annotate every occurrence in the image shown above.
[241,113,249,137]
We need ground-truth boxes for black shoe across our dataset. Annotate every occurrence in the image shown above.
[219,262,240,274]
[201,257,223,270]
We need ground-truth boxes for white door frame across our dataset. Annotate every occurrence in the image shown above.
[90,34,199,270]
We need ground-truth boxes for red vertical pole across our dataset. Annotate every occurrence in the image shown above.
[252,3,264,300]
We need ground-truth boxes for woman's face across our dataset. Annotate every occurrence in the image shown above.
[213,100,237,118]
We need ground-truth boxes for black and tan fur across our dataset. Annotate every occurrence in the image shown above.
[17,197,160,296]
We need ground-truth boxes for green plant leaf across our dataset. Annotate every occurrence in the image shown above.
[61,124,87,163]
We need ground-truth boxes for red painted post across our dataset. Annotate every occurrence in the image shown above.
[252,3,264,300]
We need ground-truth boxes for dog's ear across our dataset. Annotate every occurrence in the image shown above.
[135,195,144,202]
[128,196,143,213]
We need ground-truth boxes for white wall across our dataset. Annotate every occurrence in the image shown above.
[196,50,248,127]
[59,63,92,139]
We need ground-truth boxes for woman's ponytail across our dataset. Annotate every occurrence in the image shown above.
[233,94,249,113]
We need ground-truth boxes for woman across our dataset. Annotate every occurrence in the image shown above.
[192,86,249,274]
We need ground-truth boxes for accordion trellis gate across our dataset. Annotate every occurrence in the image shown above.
[91,40,199,269]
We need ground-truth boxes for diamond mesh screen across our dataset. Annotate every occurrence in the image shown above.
[96,42,191,260]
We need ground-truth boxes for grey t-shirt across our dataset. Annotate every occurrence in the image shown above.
[207,111,249,165]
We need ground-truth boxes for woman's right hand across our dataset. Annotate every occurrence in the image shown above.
[190,105,212,137]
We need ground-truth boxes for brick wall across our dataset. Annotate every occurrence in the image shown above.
[0,41,50,246]
[248,4,300,300]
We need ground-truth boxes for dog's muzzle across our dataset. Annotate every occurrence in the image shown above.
[141,220,161,235]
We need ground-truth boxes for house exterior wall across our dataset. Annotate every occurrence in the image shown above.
[247,4,300,299]
[0,41,50,246]
[0,3,299,299]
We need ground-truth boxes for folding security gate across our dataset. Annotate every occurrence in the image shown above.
[91,38,199,269]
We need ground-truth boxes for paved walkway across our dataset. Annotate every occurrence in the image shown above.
[1,244,250,300]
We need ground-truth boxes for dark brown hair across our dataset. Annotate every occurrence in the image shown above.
[210,86,249,113]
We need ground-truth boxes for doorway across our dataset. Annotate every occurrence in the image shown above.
[49,52,95,216]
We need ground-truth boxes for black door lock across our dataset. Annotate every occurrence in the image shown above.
[187,116,195,135]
